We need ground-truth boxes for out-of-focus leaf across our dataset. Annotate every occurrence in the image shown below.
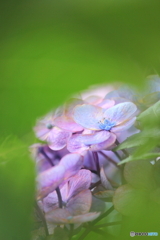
[105,211,122,237]
[118,152,160,165]
[124,160,156,190]
[0,135,27,163]
[0,135,35,240]
[115,129,160,151]
[94,190,114,200]
[137,100,160,127]
[113,184,147,216]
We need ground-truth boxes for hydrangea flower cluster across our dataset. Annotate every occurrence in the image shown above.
[31,76,160,239]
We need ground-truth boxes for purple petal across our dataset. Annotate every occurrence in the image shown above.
[84,96,102,105]
[73,104,104,130]
[72,212,100,223]
[90,132,116,151]
[34,113,55,141]
[111,117,136,132]
[83,151,97,171]
[43,183,69,213]
[67,190,92,215]
[54,116,83,132]
[37,165,65,200]
[46,208,100,224]
[59,153,84,179]
[48,127,71,151]
[104,102,137,126]
[67,134,88,153]
[67,169,92,199]
[46,208,70,224]
[98,99,115,109]
[67,131,111,153]
[100,167,113,190]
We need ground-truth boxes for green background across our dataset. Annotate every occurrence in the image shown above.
[1,0,160,137]
[1,0,160,239]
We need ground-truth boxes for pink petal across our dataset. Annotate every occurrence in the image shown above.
[48,127,71,151]
[84,96,102,105]
[34,112,55,141]
[67,190,92,215]
[100,167,113,190]
[46,208,100,224]
[98,99,115,109]
[43,183,69,213]
[37,165,65,200]
[90,132,116,151]
[72,212,100,223]
[67,131,111,153]
[59,153,84,180]
[54,115,83,132]
[67,170,92,199]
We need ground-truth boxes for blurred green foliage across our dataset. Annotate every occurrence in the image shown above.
[0,136,35,240]
[1,0,160,239]
[1,0,160,137]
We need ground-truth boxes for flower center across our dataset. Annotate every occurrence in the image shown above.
[46,123,53,129]
[98,119,116,131]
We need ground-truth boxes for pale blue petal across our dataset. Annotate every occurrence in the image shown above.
[73,104,104,130]
[104,102,137,125]
[111,117,136,132]
[90,132,116,151]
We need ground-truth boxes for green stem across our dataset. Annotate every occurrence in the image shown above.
[77,205,114,240]
[93,221,122,228]
[115,140,129,158]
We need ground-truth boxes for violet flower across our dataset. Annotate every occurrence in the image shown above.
[67,102,137,154]
[34,111,72,151]
[42,169,100,224]
[32,145,84,200]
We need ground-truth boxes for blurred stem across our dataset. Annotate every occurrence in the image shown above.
[93,221,122,228]
[77,205,114,240]
[39,147,53,166]
[34,201,49,236]
[56,187,63,208]
[114,151,122,160]
[99,151,119,168]
[89,180,101,190]
[83,221,121,230]
[89,228,106,238]
[115,140,129,158]
[92,152,100,175]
